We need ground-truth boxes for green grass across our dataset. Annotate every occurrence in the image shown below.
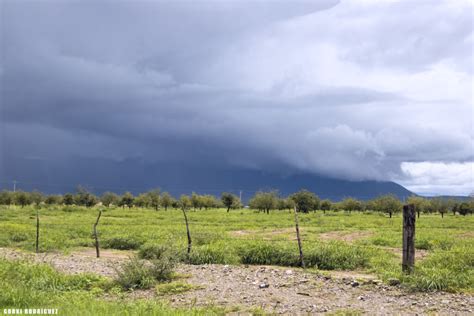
[156,282,202,296]
[0,258,230,315]
[0,205,473,293]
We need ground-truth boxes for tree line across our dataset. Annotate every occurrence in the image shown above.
[0,186,473,217]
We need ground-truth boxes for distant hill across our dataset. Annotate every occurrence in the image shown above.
[1,157,414,202]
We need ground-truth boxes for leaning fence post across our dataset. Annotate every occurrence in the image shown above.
[35,209,40,253]
[294,206,305,268]
[402,204,416,274]
[93,210,102,258]
[182,208,192,255]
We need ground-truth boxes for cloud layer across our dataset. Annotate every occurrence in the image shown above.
[1,0,473,195]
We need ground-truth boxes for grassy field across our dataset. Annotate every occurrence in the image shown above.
[1,205,473,293]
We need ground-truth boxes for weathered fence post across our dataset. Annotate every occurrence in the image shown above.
[35,209,40,253]
[93,210,102,258]
[182,209,192,255]
[402,204,416,273]
[294,206,305,268]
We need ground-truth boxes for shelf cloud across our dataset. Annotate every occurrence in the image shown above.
[1,0,472,195]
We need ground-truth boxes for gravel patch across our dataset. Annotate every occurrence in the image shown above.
[1,247,472,315]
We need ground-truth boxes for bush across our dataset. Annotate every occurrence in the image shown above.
[103,237,143,250]
[9,232,29,242]
[187,244,239,265]
[115,255,175,290]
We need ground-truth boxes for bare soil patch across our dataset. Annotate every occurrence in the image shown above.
[1,247,472,315]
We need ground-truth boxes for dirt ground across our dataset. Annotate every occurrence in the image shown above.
[1,247,473,315]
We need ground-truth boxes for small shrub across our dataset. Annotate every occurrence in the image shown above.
[115,255,175,290]
[104,237,143,250]
[9,232,29,242]
[115,257,156,290]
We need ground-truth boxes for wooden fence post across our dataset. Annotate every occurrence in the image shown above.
[93,210,102,258]
[35,209,40,253]
[402,204,416,273]
[182,208,192,255]
[294,206,305,268]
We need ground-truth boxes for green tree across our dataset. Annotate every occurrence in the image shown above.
[221,192,238,212]
[75,186,97,207]
[100,192,119,207]
[134,193,151,208]
[406,195,428,218]
[179,195,192,211]
[146,189,161,211]
[63,193,74,205]
[0,191,13,205]
[30,190,44,206]
[45,195,62,205]
[430,198,450,218]
[249,191,278,214]
[341,197,362,213]
[320,199,332,213]
[458,202,473,216]
[14,191,30,207]
[200,194,218,209]
[190,192,201,211]
[119,192,134,209]
[290,189,320,213]
[160,192,173,211]
[372,194,402,218]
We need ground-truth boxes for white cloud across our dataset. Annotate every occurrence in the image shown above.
[399,162,474,196]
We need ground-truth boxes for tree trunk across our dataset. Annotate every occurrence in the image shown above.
[441,212,444,218]
[389,212,392,218]
[227,207,230,213]
[93,210,102,258]
[417,210,420,219]
[182,208,192,255]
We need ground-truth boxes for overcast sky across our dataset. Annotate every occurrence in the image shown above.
[1,0,473,196]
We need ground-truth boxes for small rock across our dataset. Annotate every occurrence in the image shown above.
[358,296,364,301]
[351,281,360,287]
[285,269,293,275]
[388,278,400,286]
[259,283,270,289]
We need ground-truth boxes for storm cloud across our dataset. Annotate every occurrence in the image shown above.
[1,0,473,195]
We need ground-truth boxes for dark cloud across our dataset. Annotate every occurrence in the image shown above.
[0,0,472,195]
